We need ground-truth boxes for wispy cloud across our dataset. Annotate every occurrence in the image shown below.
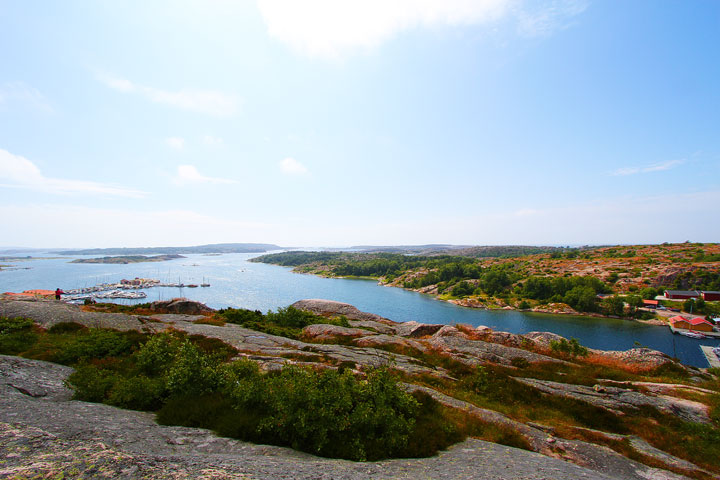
[97,73,239,117]
[165,137,186,150]
[279,157,308,175]
[256,0,588,58]
[515,0,589,37]
[611,159,685,176]
[0,81,53,113]
[0,148,146,198]
[172,165,238,185]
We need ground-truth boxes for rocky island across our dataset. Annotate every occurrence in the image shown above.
[71,254,185,264]
[1,295,719,479]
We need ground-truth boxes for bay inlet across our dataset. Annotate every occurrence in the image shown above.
[1,252,717,367]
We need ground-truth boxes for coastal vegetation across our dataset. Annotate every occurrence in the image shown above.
[2,297,720,477]
[252,243,720,319]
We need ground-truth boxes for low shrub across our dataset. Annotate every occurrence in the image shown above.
[218,306,350,339]
[550,337,588,358]
[511,357,530,368]
[0,316,39,354]
[48,322,87,334]
[53,329,143,365]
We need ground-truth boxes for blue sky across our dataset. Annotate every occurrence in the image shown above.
[1,0,718,248]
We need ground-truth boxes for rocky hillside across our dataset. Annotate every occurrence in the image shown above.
[1,296,719,479]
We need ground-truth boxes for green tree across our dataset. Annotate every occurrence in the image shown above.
[602,295,625,317]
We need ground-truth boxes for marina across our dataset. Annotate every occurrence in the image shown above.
[60,277,210,303]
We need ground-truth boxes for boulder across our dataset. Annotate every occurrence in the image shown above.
[431,325,465,338]
[486,331,526,348]
[149,299,214,315]
[594,348,680,371]
[522,331,568,349]
[428,334,565,367]
[302,324,376,342]
[291,299,392,323]
[395,321,445,338]
[517,378,710,424]
[354,334,427,353]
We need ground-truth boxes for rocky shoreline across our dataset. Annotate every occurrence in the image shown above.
[1,296,717,479]
[288,268,669,326]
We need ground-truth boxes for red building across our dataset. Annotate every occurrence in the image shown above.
[664,290,700,300]
[669,315,714,332]
[701,291,720,301]
[642,300,659,309]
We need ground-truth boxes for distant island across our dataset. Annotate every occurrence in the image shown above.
[57,243,282,256]
[71,254,184,264]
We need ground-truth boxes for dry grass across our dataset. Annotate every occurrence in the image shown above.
[193,317,226,327]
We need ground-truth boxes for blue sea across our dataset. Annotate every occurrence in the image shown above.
[1,251,717,367]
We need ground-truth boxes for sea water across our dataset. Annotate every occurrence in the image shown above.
[0,252,717,367]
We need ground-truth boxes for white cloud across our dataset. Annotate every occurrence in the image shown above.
[256,0,588,58]
[0,81,53,113]
[97,73,239,117]
[202,135,224,146]
[612,159,684,176]
[279,157,308,175]
[173,165,238,185]
[0,148,146,198]
[257,0,509,57]
[165,137,186,150]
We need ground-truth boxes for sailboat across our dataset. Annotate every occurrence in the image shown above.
[200,276,210,287]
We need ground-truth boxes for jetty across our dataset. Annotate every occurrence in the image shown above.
[700,346,720,368]
[668,323,720,338]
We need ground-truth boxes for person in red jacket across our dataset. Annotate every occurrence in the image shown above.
[55,288,65,300]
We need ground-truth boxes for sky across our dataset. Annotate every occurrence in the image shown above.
[1,0,719,248]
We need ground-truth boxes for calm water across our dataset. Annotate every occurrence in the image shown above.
[1,252,717,367]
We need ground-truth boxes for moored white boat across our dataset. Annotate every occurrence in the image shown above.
[677,330,706,339]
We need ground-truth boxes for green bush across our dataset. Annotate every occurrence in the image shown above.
[550,338,589,358]
[54,329,140,365]
[165,340,220,397]
[218,306,350,340]
[107,375,166,411]
[396,391,464,458]
[48,322,87,334]
[0,316,34,334]
[254,366,417,460]
[511,357,530,368]
[67,365,120,402]
[0,316,38,354]
[134,332,181,376]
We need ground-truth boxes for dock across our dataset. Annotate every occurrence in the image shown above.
[668,324,720,338]
[700,346,720,369]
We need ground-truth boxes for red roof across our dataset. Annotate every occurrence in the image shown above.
[687,317,713,327]
[670,315,713,327]
[643,300,659,305]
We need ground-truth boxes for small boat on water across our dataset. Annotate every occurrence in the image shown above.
[187,284,198,288]
[678,330,706,339]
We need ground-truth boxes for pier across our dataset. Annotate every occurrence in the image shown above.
[700,346,720,368]
[668,324,720,338]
